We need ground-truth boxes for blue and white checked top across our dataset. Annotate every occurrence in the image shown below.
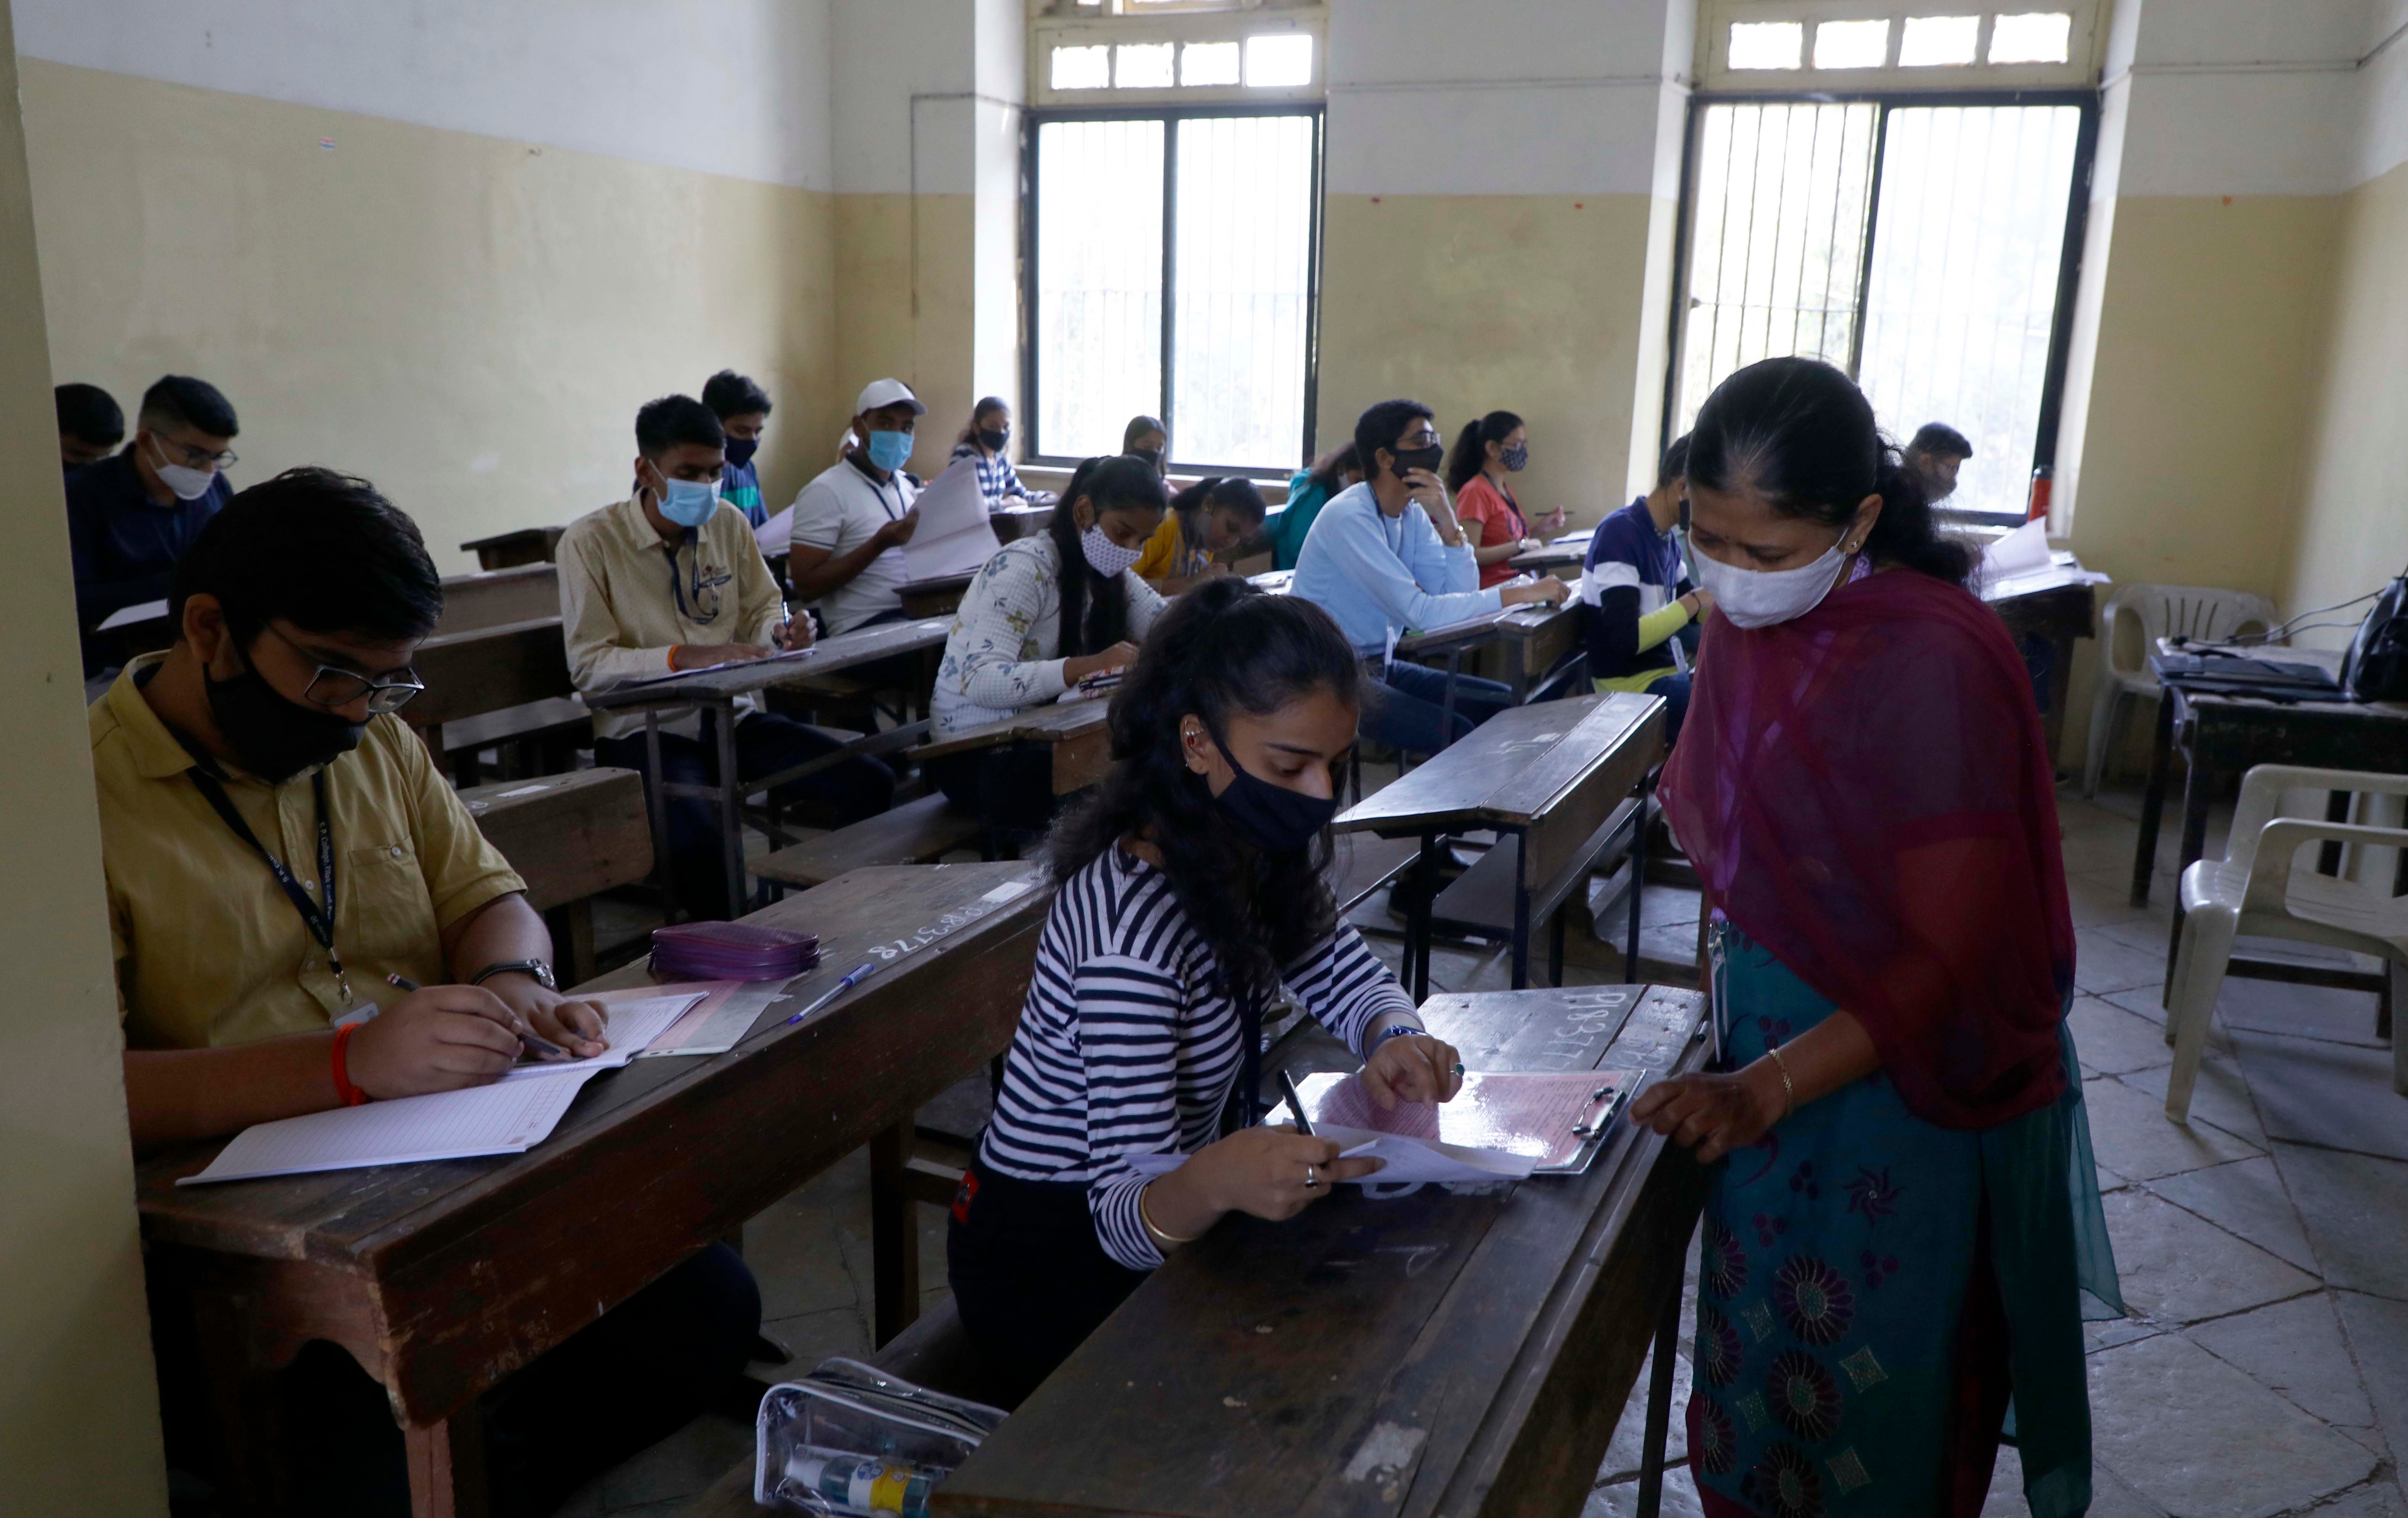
[949,441,1030,511]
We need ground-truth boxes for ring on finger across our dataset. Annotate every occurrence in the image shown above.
[1303,1163,1320,1190]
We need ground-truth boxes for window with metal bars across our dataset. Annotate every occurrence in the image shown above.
[1665,93,2095,522]
[1023,107,1323,475]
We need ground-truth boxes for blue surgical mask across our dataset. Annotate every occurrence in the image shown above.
[657,476,721,528]
[867,430,913,473]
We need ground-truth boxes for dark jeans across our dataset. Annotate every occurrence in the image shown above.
[946,1156,1149,1409]
[597,710,895,920]
[1362,660,1516,754]
[155,1244,760,1518]
[928,745,1063,834]
[1643,671,1692,741]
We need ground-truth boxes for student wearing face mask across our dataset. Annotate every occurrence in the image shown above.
[701,369,774,529]
[1290,399,1569,754]
[926,454,1168,832]
[759,379,925,632]
[559,396,893,919]
[67,374,241,676]
[949,579,1465,1404]
[949,396,1034,511]
[1581,434,1709,738]
[1444,410,1568,590]
[1123,413,1168,476]
[92,469,762,1515]
[1629,357,2112,1518]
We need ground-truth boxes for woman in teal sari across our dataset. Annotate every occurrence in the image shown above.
[1632,358,2120,1517]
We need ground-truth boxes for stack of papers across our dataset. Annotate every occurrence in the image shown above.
[901,457,1005,582]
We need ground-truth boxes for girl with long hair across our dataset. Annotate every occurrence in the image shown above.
[1444,409,1567,588]
[1134,475,1268,593]
[1629,356,2117,1516]
[927,453,1168,831]
[1269,441,1361,570]
[946,395,1034,511]
[949,580,1466,1402]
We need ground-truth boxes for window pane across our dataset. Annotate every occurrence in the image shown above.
[1170,115,1316,469]
[1245,33,1315,87]
[1856,106,2080,516]
[1182,40,1241,87]
[1989,12,2073,64]
[1898,15,1980,65]
[1050,45,1110,91]
[1728,21,1805,69]
[1673,103,1880,432]
[1115,43,1175,89]
[1036,120,1164,459]
[1814,19,1891,69]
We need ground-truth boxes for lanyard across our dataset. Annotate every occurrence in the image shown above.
[665,530,724,626]
[188,766,353,1003]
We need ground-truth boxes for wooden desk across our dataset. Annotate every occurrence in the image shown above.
[1508,541,1587,574]
[987,506,1052,544]
[437,564,558,636]
[404,617,581,783]
[137,861,1051,1518]
[1335,693,1665,996]
[1983,563,2099,767]
[458,768,652,982]
[582,617,956,915]
[900,571,977,620]
[1495,602,1584,702]
[914,700,1115,797]
[937,984,1712,1518]
[459,526,564,571]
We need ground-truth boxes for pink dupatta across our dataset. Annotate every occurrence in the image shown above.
[1661,568,2074,1129]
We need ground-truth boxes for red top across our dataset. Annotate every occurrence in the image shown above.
[1660,567,2074,1129]
[1454,475,1529,589]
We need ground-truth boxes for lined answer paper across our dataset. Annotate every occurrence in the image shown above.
[178,1072,598,1185]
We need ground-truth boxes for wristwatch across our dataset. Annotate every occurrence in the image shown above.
[471,959,557,991]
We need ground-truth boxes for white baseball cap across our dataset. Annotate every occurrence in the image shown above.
[854,378,925,416]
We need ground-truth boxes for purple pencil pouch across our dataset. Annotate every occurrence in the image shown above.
[650,921,823,983]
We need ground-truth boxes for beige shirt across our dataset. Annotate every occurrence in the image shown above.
[557,496,785,742]
[90,657,526,1051]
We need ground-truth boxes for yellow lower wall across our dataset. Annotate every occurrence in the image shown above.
[19,60,840,568]
[1317,193,1664,533]
[833,193,979,479]
[2285,159,2408,649]
[0,21,171,1515]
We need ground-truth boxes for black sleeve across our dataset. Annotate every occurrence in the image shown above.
[1585,585,1643,678]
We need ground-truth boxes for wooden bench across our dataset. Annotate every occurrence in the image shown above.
[405,615,586,783]
[461,525,565,571]
[1429,795,1649,985]
[458,768,652,982]
[754,794,986,890]
[678,1297,994,1517]
[438,563,558,635]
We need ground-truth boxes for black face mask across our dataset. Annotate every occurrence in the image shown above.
[977,427,1009,452]
[1389,444,1444,479]
[1208,730,1337,856]
[723,436,759,468]
[207,660,366,783]
[1131,447,1165,470]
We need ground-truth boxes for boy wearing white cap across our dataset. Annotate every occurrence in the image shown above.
[766,378,926,634]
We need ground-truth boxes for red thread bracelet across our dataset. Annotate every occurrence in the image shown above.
[331,1023,368,1106]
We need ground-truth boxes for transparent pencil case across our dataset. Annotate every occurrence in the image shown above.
[755,1358,1008,1516]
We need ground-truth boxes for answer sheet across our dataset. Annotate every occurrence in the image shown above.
[178,1072,598,1185]
[899,456,1003,582]
[501,992,698,1079]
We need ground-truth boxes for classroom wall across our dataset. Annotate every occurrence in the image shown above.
[1317,0,1691,533]
[13,0,843,569]
[0,4,172,1511]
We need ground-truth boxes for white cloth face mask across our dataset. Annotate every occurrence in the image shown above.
[1690,528,1853,629]
[1080,524,1143,579]
[149,436,219,501]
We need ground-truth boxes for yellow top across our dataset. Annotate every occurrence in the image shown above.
[1133,515,1210,581]
[89,656,525,1051]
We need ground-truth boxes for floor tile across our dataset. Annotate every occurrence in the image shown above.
[2075,927,2172,997]
[2063,866,2164,930]
[2215,974,2390,1050]
[1584,1467,1706,1518]
[586,1412,754,1511]
[2314,1482,2408,1518]
[756,1305,873,1377]
[2336,1293,2408,1478]
[2272,1145,2408,1299]
[2100,1188,2318,1325]
[2099,984,2171,1029]
[2081,1074,2263,1182]
[2231,1030,2408,1162]
[2142,1156,2317,1274]
[2084,1318,2160,1354]
[1595,1342,1690,1485]
[1983,1445,2168,1518]
[2113,1056,2264,1145]
[2185,1294,2377,1429]
[2068,996,2174,1076]
[2088,1333,2376,1518]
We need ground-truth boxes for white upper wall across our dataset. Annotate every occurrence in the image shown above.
[830,0,986,195]
[1324,0,1688,197]
[13,0,836,190]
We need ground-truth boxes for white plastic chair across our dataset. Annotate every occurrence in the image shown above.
[2163,765,2408,1121]
[2083,584,2278,796]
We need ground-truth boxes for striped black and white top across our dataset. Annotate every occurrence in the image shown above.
[978,845,1415,1270]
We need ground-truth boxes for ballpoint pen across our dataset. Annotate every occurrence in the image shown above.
[1277,1069,1314,1136]
[387,973,570,1059]
[784,961,878,1026]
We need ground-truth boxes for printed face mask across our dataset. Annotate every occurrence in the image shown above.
[1207,728,1336,856]
[1689,528,1853,630]
[1501,443,1529,472]
[657,475,721,528]
[1080,524,1143,579]
[867,430,914,473]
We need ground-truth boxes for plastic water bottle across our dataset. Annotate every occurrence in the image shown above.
[782,1448,938,1517]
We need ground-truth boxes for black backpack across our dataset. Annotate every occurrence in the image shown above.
[2342,575,2408,703]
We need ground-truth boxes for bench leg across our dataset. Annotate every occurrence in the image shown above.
[1633,1261,1684,1518]
[544,900,596,987]
[1407,833,1441,1003]
[2132,693,2175,906]
[869,1123,922,1348]
[1510,875,1532,991]
[404,1413,490,1518]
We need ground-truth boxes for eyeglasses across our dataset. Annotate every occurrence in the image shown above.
[262,623,425,714]
[157,435,239,470]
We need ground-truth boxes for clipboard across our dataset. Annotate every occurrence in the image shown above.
[1293,1068,1643,1176]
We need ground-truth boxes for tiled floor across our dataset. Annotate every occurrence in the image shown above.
[561,783,2408,1517]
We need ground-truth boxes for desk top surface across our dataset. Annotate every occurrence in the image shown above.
[1334,692,1661,835]
[585,616,954,709]
[915,696,1112,762]
[936,983,1709,1518]
[1508,542,1587,571]
[134,861,1049,1273]
[1394,604,1565,656]
[2152,644,2408,723]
